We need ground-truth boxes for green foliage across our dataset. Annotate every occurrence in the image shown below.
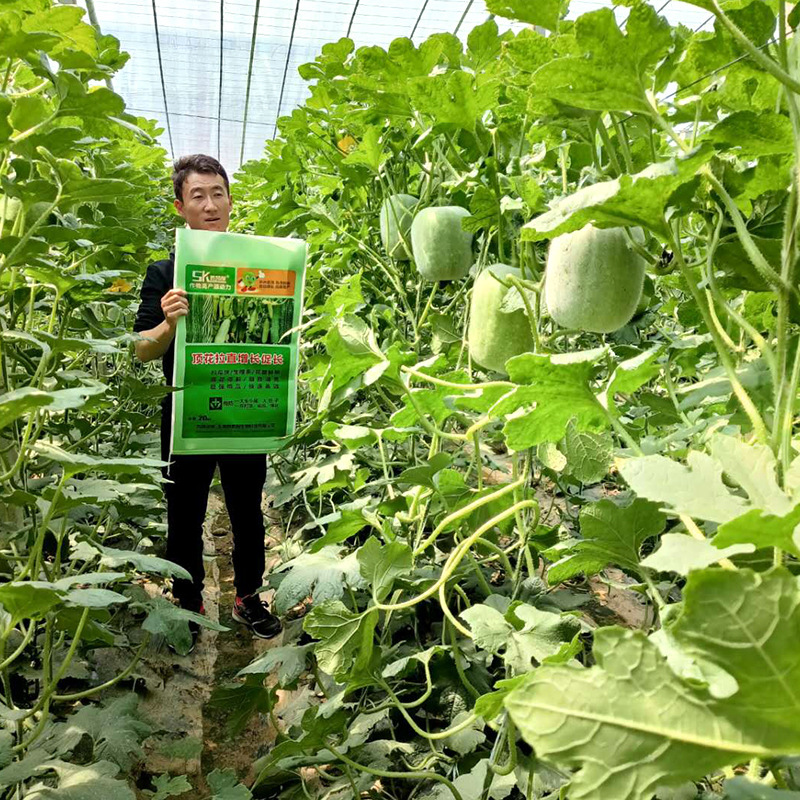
[227,2,800,793]
[379,193,417,260]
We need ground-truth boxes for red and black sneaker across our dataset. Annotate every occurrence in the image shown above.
[232,594,281,639]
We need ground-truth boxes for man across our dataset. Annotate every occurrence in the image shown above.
[134,154,281,649]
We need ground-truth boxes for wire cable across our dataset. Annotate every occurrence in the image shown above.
[410,0,430,40]
[346,0,361,39]
[272,0,301,141]
[453,0,475,36]
[149,0,174,160]
[240,0,263,166]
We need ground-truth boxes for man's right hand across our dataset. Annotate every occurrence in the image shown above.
[161,289,189,328]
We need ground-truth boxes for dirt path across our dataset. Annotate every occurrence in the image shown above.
[87,484,292,797]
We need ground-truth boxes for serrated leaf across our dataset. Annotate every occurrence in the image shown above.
[605,346,662,397]
[561,421,613,484]
[207,768,252,800]
[357,536,412,602]
[620,434,794,527]
[709,435,792,516]
[149,774,192,800]
[208,678,272,738]
[522,148,713,241]
[25,761,135,800]
[441,711,486,755]
[506,568,800,800]
[705,111,795,157]
[237,644,313,685]
[502,349,608,449]
[141,596,227,655]
[303,601,377,678]
[41,696,150,772]
[485,0,567,31]
[461,601,580,673]
[618,450,750,523]
[272,547,364,616]
[713,505,800,558]
[547,498,665,583]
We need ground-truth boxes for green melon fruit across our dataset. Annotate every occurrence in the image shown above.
[410,206,473,281]
[0,195,21,224]
[380,194,417,260]
[544,225,646,333]
[468,264,535,374]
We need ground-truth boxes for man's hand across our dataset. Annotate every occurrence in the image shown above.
[161,288,189,328]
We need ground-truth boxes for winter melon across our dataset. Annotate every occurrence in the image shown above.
[468,264,535,374]
[380,194,417,260]
[410,206,473,281]
[544,225,645,333]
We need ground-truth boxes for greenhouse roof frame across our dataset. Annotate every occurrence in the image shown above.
[74,0,714,173]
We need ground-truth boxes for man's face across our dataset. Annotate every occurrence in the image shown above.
[174,171,232,232]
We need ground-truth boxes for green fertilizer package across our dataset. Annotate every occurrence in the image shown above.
[170,228,307,454]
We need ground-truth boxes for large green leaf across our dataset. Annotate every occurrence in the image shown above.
[272,546,364,615]
[0,386,103,429]
[505,568,800,800]
[303,601,377,678]
[237,644,313,686]
[0,582,62,625]
[501,349,608,449]
[409,70,498,131]
[25,761,134,800]
[41,696,149,772]
[705,111,795,157]
[522,147,713,241]
[485,0,567,31]
[30,441,165,476]
[713,505,800,558]
[461,598,580,673]
[357,536,412,602]
[641,533,754,575]
[619,434,794,538]
[546,498,666,583]
[207,768,253,800]
[670,568,800,732]
[208,678,273,737]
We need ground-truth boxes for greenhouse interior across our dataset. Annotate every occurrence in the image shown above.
[1,0,799,797]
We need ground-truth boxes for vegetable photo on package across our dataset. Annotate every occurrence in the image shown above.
[185,294,295,345]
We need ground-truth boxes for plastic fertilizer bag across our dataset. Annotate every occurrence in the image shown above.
[171,228,307,454]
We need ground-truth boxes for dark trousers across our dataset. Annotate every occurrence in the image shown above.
[160,408,267,610]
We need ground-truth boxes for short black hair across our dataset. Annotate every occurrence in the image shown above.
[172,154,230,201]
